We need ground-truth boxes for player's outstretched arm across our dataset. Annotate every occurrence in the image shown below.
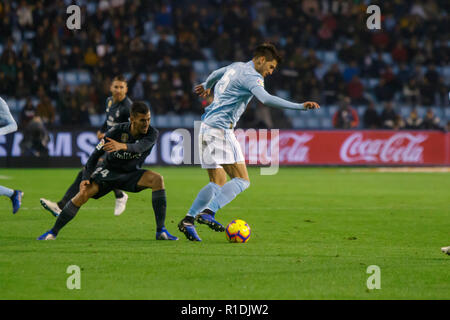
[251,86,320,111]
[0,97,18,135]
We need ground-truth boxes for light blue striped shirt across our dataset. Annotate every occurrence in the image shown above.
[201,60,305,129]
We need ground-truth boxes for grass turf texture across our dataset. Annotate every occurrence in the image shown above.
[0,167,449,300]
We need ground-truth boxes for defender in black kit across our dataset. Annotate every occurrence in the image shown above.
[40,75,132,217]
[37,102,178,241]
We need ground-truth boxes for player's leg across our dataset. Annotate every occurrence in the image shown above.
[0,185,23,214]
[40,169,84,217]
[178,168,226,240]
[187,168,226,217]
[37,182,99,240]
[178,168,227,240]
[200,162,250,218]
[197,127,250,219]
[136,170,178,240]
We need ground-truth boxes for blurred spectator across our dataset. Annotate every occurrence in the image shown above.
[19,115,49,157]
[36,96,56,127]
[17,1,33,31]
[380,101,398,129]
[254,102,274,129]
[392,42,408,64]
[0,0,447,129]
[84,47,99,69]
[322,64,344,104]
[19,98,36,129]
[421,108,442,130]
[332,97,359,129]
[363,101,380,129]
[403,78,420,106]
[405,108,423,129]
[419,78,436,106]
[375,78,396,102]
[342,61,360,83]
[393,114,405,130]
[347,75,366,105]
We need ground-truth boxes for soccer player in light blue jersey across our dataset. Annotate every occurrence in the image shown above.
[178,43,319,241]
[0,97,24,214]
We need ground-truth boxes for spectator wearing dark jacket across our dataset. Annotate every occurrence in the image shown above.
[332,97,359,129]
[19,98,36,129]
[363,101,380,129]
[421,109,442,130]
[380,101,397,129]
[405,109,422,129]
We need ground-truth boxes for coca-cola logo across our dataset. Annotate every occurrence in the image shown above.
[340,133,427,163]
[234,131,313,164]
[278,132,313,163]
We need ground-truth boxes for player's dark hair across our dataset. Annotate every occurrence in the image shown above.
[253,43,282,64]
[131,101,150,116]
[112,74,127,83]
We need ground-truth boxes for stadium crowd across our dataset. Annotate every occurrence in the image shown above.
[0,0,448,130]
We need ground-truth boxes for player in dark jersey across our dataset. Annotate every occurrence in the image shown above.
[37,101,178,240]
[40,75,132,217]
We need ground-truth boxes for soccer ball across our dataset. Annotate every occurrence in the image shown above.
[225,219,251,243]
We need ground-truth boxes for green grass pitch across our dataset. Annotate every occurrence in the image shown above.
[0,167,449,299]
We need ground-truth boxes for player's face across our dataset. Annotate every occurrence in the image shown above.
[131,112,151,134]
[110,80,128,101]
[261,59,277,78]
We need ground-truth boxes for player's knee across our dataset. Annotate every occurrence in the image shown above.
[154,173,164,188]
[145,172,164,189]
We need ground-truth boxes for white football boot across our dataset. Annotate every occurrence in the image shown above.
[441,246,450,255]
[40,198,62,217]
[114,192,128,216]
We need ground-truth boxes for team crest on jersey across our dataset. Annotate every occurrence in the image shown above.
[121,133,129,142]
[96,139,105,151]
[257,78,264,87]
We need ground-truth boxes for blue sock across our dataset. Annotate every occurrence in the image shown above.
[187,182,221,217]
[0,185,14,198]
[207,178,250,213]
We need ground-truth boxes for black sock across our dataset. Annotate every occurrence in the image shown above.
[51,201,80,236]
[58,170,83,210]
[183,215,195,224]
[152,189,166,232]
[202,208,215,215]
[114,189,124,199]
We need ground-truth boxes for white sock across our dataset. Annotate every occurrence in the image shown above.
[0,185,14,198]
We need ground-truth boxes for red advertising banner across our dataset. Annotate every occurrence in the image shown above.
[235,130,450,166]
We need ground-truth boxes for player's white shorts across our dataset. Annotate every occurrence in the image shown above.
[198,122,245,169]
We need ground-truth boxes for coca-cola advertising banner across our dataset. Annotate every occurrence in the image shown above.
[235,130,450,165]
[0,129,448,166]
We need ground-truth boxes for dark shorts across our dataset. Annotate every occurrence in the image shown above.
[90,166,147,199]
